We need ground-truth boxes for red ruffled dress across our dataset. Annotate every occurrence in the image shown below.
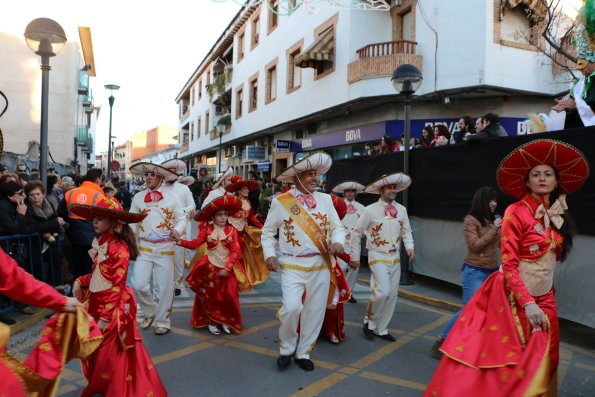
[322,252,352,343]
[425,194,564,397]
[77,234,167,397]
[180,224,251,332]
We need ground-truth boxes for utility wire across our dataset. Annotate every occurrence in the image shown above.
[417,0,438,92]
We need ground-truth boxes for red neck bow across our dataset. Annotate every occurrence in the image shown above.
[296,193,316,209]
[384,204,398,218]
[144,190,163,203]
[346,202,357,214]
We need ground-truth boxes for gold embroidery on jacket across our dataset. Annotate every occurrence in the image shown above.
[370,224,389,247]
[283,218,301,247]
[158,208,174,230]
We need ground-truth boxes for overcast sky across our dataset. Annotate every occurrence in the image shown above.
[5,0,243,153]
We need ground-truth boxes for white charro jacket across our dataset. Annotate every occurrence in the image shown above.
[350,199,413,259]
[261,188,346,259]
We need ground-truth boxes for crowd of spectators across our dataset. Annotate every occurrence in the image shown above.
[364,113,509,154]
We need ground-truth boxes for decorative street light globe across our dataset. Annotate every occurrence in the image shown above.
[24,18,67,57]
[391,64,423,95]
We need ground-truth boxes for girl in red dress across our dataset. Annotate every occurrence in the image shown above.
[71,197,167,397]
[424,139,589,397]
[226,176,269,286]
[172,195,252,335]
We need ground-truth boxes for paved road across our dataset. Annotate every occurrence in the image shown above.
[7,268,595,396]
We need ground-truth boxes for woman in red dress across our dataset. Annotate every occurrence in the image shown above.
[172,195,252,335]
[226,176,269,285]
[424,139,589,397]
[71,196,167,397]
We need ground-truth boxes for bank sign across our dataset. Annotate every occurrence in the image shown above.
[291,118,527,151]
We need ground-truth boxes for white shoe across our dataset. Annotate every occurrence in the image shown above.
[208,325,221,335]
[221,325,231,334]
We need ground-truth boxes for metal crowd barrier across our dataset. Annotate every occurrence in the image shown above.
[0,233,64,315]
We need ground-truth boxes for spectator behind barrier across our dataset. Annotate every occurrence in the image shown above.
[420,126,434,148]
[431,125,451,147]
[466,113,508,142]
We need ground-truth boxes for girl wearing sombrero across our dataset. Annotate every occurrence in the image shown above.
[70,196,167,397]
[425,139,590,397]
[172,195,252,336]
[225,176,269,285]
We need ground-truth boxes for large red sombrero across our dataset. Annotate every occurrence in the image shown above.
[226,176,260,193]
[71,196,147,224]
[331,195,347,220]
[497,139,589,199]
[194,195,242,222]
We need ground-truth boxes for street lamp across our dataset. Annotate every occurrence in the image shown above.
[24,18,67,189]
[391,63,422,285]
[104,84,120,178]
[216,123,225,174]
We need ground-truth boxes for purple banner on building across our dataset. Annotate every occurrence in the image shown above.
[292,117,527,152]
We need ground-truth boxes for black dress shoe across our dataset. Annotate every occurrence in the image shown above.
[348,296,357,303]
[277,355,292,369]
[0,315,16,325]
[294,358,314,371]
[376,333,396,342]
[175,288,181,297]
[363,323,374,340]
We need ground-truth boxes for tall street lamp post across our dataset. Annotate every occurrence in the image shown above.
[216,124,225,174]
[391,63,423,285]
[104,84,120,178]
[24,18,67,189]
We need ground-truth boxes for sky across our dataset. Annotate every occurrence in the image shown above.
[4,0,243,154]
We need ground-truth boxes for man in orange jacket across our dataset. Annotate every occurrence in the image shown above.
[57,168,104,279]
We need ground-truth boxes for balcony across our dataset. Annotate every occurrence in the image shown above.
[347,40,423,83]
[76,127,93,151]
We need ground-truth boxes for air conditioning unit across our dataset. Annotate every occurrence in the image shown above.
[232,145,241,157]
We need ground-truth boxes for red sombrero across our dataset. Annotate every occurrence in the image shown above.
[497,139,589,199]
[226,176,260,193]
[70,196,147,224]
[331,195,347,220]
[194,195,242,222]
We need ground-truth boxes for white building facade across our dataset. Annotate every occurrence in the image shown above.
[175,0,572,179]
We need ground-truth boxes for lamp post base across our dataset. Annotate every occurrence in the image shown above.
[399,271,414,285]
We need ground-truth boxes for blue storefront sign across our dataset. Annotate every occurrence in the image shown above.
[257,160,270,172]
[291,117,527,151]
[245,145,266,161]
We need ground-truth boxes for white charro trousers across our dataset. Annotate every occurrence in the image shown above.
[278,254,330,360]
[173,229,187,287]
[133,241,175,329]
[365,250,401,336]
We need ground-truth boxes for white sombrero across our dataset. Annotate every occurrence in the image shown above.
[331,181,365,194]
[276,151,332,183]
[364,173,412,195]
[161,159,187,175]
[178,175,196,186]
[212,167,234,189]
[129,162,179,181]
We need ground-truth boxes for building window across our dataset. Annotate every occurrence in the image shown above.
[235,84,244,119]
[286,39,304,94]
[190,121,194,141]
[190,88,195,107]
[249,74,258,112]
[206,69,211,87]
[197,116,201,138]
[205,111,210,137]
[268,0,279,34]
[198,80,202,100]
[251,15,260,50]
[501,5,534,44]
[237,30,245,62]
[265,59,278,104]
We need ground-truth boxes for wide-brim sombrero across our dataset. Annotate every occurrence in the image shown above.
[364,173,412,194]
[195,195,242,222]
[331,181,365,194]
[70,197,147,224]
[331,195,347,220]
[178,175,196,186]
[497,139,589,199]
[212,167,234,189]
[130,162,179,181]
[161,159,187,176]
[275,151,332,183]
[226,178,260,193]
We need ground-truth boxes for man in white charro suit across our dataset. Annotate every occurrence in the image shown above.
[349,173,414,342]
[262,152,345,372]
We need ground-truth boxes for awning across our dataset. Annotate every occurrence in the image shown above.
[502,0,543,15]
[295,29,335,69]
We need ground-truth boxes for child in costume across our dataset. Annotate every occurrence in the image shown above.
[71,196,167,397]
[172,195,252,335]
